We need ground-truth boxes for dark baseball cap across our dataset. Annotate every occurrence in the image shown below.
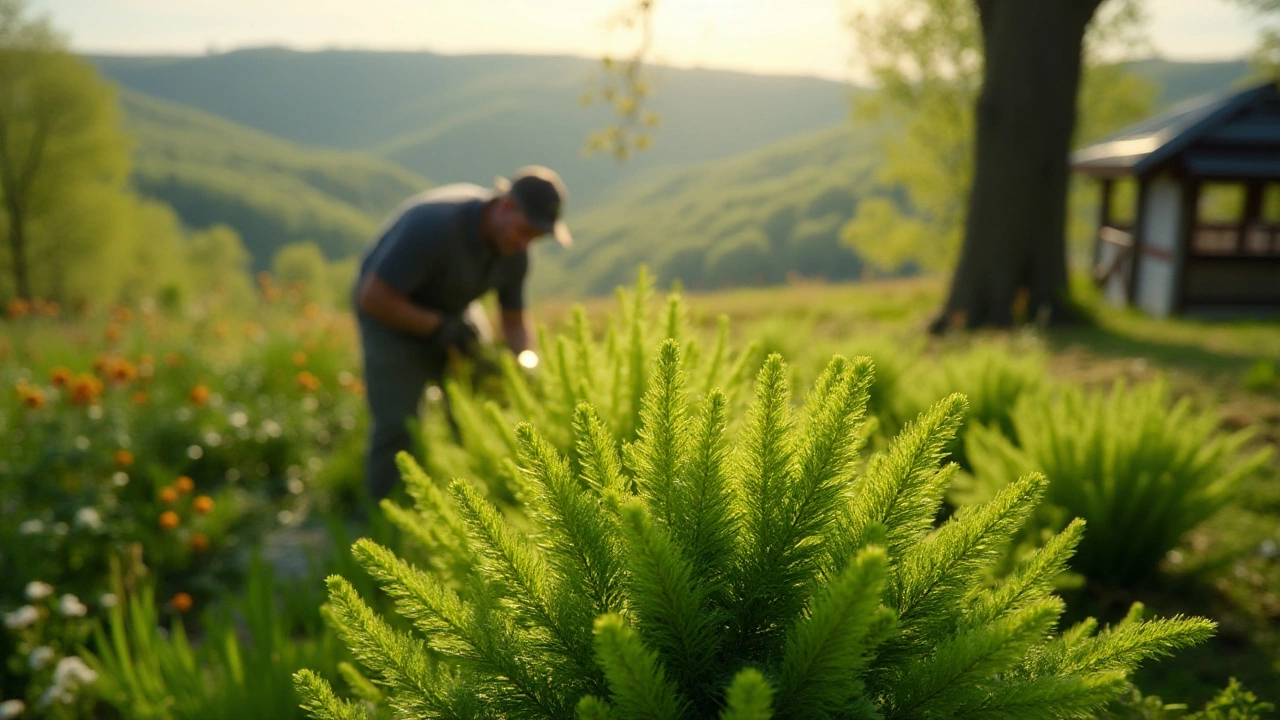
[495,166,573,247]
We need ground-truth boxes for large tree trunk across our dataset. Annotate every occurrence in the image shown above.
[930,0,1102,331]
[5,201,30,300]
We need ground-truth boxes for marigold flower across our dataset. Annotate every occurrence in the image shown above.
[159,487,179,505]
[190,533,210,552]
[138,353,154,366]
[296,371,320,392]
[114,450,133,469]
[92,356,111,376]
[50,366,73,387]
[189,384,210,407]
[193,496,215,515]
[292,351,308,367]
[42,301,60,318]
[175,476,195,494]
[170,593,193,613]
[104,324,121,343]
[350,379,366,397]
[110,306,132,324]
[6,298,29,318]
[69,375,103,406]
[131,391,149,406]
[158,510,180,530]
[109,360,137,384]
[165,352,183,368]
[20,386,46,410]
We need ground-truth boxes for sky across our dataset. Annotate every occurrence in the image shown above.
[31,0,1262,82]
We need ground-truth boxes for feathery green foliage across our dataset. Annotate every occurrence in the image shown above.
[299,331,1214,719]
[965,379,1270,583]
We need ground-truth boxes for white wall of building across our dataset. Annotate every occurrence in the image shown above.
[1136,173,1183,318]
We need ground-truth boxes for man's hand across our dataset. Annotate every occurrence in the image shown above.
[435,314,480,357]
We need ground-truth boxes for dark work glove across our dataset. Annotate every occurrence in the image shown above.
[435,314,480,358]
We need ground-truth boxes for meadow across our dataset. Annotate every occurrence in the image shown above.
[2,273,1279,719]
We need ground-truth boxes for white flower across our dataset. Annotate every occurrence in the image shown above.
[58,595,87,618]
[52,656,97,688]
[0,699,26,719]
[73,507,103,531]
[99,593,117,609]
[27,647,55,671]
[24,582,53,601]
[18,519,43,535]
[3,606,38,630]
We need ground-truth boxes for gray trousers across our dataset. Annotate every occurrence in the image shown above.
[356,303,493,500]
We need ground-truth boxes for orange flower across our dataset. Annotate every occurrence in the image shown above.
[193,496,215,515]
[190,533,210,553]
[50,366,73,387]
[189,384,210,407]
[350,379,366,397]
[20,386,46,410]
[170,592,193,613]
[175,476,195,494]
[6,298,29,318]
[159,487,179,505]
[115,450,134,469]
[110,306,132,324]
[138,353,154,367]
[165,352,183,368]
[109,360,137,385]
[92,356,112,377]
[104,324,121,343]
[159,511,180,530]
[291,351,308,367]
[41,301,60,318]
[69,375,103,406]
[296,371,320,392]
[131,391,149,406]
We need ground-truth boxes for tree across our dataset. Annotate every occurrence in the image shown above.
[0,0,130,300]
[1238,0,1280,78]
[841,0,1152,282]
[603,0,1159,329]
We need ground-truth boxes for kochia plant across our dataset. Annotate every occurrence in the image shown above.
[297,341,1213,719]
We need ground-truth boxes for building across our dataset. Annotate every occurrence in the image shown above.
[1072,81,1280,317]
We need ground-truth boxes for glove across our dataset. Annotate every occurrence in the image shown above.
[434,314,480,357]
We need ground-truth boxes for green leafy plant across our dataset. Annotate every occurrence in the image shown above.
[85,556,345,720]
[964,380,1271,584]
[298,340,1213,719]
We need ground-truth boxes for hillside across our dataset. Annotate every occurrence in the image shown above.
[119,89,431,265]
[528,123,882,299]
[92,49,857,208]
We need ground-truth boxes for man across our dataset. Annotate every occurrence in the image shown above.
[352,166,572,499]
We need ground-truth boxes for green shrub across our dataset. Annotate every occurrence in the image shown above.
[892,343,1046,470]
[965,380,1270,584]
[423,272,758,505]
[1109,678,1274,719]
[297,342,1212,719]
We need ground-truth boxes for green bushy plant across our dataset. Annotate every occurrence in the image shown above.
[890,342,1046,470]
[297,341,1213,719]
[964,380,1270,584]
[423,270,758,505]
[1109,678,1274,719]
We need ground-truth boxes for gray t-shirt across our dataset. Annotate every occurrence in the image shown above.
[356,183,528,324]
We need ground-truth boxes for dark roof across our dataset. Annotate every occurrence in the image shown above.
[1072,81,1280,178]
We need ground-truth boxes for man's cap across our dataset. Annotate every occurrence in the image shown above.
[495,166,573,247]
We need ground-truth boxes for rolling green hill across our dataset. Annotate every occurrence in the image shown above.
[119,89,430,266]
[104,51,1253,291]
[528,123,883,299]
[92,49,859,209]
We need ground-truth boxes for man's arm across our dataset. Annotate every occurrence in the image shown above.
[357,273,444,337]
[500,308,532,355]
